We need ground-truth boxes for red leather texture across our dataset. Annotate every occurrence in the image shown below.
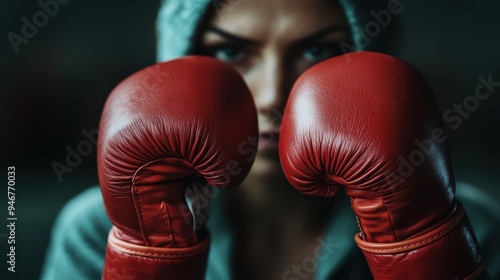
[97,56,258,279]
[279,51,483,278]
[356,203,484,279]
[103,227,210,280]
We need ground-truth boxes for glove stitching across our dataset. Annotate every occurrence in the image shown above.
[110,239,206,258]
[113,242,197,258]
[358,208,463,253]
[160,201,176,247]
[132,172,151,246]
[377,190,399,242]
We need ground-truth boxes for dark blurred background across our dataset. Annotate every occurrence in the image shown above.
[1,0,499,279]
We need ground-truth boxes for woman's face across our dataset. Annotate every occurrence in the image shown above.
[200,0,350,177]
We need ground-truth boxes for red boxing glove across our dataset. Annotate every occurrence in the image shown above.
[280,51,484,279]
[98,57,258,280]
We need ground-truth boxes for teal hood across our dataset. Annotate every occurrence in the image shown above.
[155,0,396,62]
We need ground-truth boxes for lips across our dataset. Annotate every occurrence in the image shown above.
[259,131,280,153]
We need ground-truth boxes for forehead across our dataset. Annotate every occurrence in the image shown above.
[208,0,347,42]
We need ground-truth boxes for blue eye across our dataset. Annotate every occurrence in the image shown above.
[303,44,340,62]
[212,45,245,63]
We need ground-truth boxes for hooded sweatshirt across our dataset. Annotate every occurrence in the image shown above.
[40,1,500,279]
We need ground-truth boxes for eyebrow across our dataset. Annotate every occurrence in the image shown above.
[293,25,349,45]
[206,26,262,46]
[205,24,349,46]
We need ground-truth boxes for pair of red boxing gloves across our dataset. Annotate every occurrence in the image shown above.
[97,52,484,279]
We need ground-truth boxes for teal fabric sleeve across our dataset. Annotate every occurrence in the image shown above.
[457,182,500,279]
[40,181,499,279]
[316,194,372,279]
[40,186,112,280]
[39,185,238,280]
[39,185,369,280]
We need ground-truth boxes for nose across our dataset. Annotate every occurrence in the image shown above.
[250,56,289,123]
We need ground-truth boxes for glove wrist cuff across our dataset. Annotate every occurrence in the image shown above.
[355,202,484,279]
[356,202,463,253]
[102,226,209,279]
